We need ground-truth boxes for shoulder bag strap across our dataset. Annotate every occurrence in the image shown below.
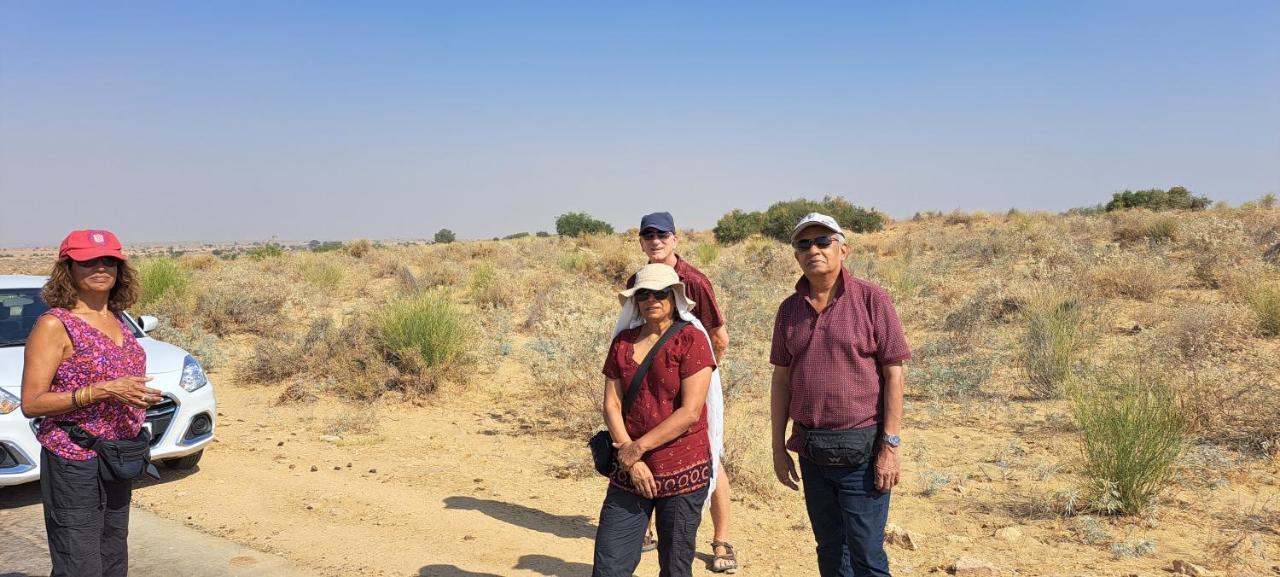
[621,320,689,417]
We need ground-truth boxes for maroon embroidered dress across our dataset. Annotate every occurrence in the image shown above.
[602,323,716,498]
[36,308,147,461]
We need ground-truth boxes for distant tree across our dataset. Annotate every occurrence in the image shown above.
[308,240,321,250]
[503,232,531,240]
[713,209,765,244]
[555,212,614,237]
[760,196,884,242]
[1105,186,1211,212]
[535,231,551,238]
[434,229,457,244]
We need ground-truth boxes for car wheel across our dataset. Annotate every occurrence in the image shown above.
[162,450,203,470]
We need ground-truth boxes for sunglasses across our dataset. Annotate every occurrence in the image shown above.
[792,235,840,251]
[71,257,120,269]
[639,230,673,241]
[634,288,672,302]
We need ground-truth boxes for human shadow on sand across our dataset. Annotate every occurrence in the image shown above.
[442,496,597,540]
[416,565,502,577]
[513,554,593,577]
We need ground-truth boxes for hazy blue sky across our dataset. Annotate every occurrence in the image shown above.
[2,1,1277,245]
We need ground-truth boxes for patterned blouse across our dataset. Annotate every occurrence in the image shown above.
[602,323,716,498]
[36,308,146,461]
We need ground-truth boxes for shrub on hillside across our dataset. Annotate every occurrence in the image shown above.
[1089,256,1180,301]
[1245,279,1280,337]
[555,212,614,237]
[1105,186,1210,212]
[713,209,765,244]
[345,239,372,258]
[247,242,284,260]
[469,263,513,309]
[1072,367,1184,515]
[195,269,289,336]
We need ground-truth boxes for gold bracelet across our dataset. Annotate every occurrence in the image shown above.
[70,389,81,409]
[87,386,94,405]
[78,388,88,408]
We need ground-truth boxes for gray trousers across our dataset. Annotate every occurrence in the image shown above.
[40,448,132,577]
[592,483,709,577]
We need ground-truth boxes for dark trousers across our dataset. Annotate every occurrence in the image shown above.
[800,456,892,577]
[592,483,709,577]
[40,449,132,577]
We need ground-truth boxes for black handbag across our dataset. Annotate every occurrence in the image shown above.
[797,423,879,467]
[59,422,160,482]
[589,320,688,476]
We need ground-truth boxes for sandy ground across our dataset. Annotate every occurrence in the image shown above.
[124,362,1279,577]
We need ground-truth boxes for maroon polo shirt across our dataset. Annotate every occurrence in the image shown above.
[626,254,725,330]
[770,267,911,453]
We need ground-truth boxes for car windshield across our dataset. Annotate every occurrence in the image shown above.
[0,288,143,347]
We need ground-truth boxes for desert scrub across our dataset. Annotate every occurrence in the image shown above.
[1071,367,1184,515]
[689,241,720,266]
[149,322,223,371]
[468,262,513,309]
[1243,277,1280,336]
[136,257,190,309]
[525,281,615,436]
[1019,289,1089,399]
[1089,254,1180,301]
[195,268,289,336]
[375,289,468,371]
[297,255,345,289]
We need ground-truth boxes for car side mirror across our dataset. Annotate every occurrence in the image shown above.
[139,315,159,333]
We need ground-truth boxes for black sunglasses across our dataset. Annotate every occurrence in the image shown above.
[639,230,673,241]
[71,257,120,269]
[792,235,840,251]
[634,288,673,302]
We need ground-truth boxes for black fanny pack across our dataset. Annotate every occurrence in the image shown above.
[57,422,160,482]
[798,423,878,467]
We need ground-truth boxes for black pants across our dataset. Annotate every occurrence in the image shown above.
[40,449,132,577]
[592,483,709,577]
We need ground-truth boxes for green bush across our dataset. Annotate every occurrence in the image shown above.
[299,259,344,289]
[689,241,720,266]
[308,240,344,253]
[1072,368,1184,515]
[502,232,530,240]
[468,263,512,308]
[247,242,283,260]
[1105,186,1210,212]
[375,290,467,370]
[760,196,885,242]
[434,229,456,244]
[555,212,614,237]
[136,258,190,309]
[713,209,765,244]
[1020,291,1088,399]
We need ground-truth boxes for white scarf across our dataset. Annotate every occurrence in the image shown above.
[612,297,724,509]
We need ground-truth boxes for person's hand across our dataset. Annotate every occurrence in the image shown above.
[773,449,800,490]
[97,376,160,409]
[874,445,900,492]
[629,461,658,499]
[613,440,646,470]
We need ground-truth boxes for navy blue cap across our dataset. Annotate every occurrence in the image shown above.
[639,212,675,234]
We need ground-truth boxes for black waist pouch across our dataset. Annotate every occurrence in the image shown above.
[588,430,616,476]
[58,422,159,482]
[799,424,878,467]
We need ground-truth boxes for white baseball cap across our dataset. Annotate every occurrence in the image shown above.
[790,212,844,241]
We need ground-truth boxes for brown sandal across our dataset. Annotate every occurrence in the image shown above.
[710,540,738,573]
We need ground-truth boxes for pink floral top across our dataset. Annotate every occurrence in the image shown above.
[36,308,146,461]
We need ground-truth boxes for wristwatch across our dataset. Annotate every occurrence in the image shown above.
[881,432,901,448]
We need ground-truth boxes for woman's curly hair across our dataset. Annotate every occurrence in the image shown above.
[42,257,139,313]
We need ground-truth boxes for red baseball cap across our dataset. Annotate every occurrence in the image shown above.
[58,229,128,261]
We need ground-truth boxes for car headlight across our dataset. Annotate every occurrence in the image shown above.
[179,355,209,392]
[0,388,19,415]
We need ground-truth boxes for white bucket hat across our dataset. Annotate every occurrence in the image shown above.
[617,263,696,312]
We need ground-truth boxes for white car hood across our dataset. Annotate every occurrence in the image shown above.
[0,338,189,396]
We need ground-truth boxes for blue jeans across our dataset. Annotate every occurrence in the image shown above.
[800,456,892,577]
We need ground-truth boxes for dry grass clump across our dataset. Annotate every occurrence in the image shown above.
[1110,211,1180,246]
[344,239,372,258]
[195,268,291,336]
[296,255,345,289]
[1089,254,1181,301]
[468,263,514,309]
[240,316,394,400]
[1178,361,1280,454]
[1019,289,1089,399]
[1156,303,1255,359]
[525,279,615,436]
[1243,278,1280,337]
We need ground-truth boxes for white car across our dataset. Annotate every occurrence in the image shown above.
[0,275,216,486]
